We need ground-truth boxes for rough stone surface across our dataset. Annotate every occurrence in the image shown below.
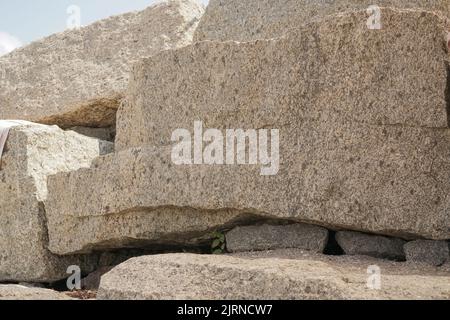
[226,224,328,253]
[117,8,450,150]
[0,285,73,300]
[47,158,251,254]
[81,267,114,290]
[404,240,450,266]
[46,121,450,255]
[195,0,450,42]
[45,9,450,255]
[0,0,204,128]
[0,123,110,282]
[97,253,450,300]
[336,231,406,260]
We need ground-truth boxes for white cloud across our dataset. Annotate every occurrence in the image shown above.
[0,32,22,56]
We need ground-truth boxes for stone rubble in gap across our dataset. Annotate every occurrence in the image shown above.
[335,231,406,261]
[225,224,329,253]
[404,240,450,266]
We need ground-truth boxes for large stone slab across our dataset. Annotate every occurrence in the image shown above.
[0,0,204,128]
[45,9,450,255]
[46,116,450,255]
[195,0,450,42]
[0,123,110,282]
[0,285,73,300]
[97,253,450,300]
[117,8,450,151]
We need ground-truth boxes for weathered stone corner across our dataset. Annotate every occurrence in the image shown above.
[0,124,111,282]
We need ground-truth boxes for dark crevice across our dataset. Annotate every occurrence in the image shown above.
[323,231,344,256]
[37,202,50,246]
[67,125,116,142]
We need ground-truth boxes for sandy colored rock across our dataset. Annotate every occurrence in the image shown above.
[117,9,450,151]
[46,116,450,255]
[404,240,450,266]
[195,0,450,42]
[336,231,406,260]
[0,123,109,282]
[97,253,450,300]
[46,158,249,255]
[81,267,114,290]
[226,224,328,253]
[0,0,204,128]
[45,9,450,255]
[0,285,74,300]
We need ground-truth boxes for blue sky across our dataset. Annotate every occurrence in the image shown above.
[0,0,209,54]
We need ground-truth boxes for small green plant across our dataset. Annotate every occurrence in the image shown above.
[211,231,226,254]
